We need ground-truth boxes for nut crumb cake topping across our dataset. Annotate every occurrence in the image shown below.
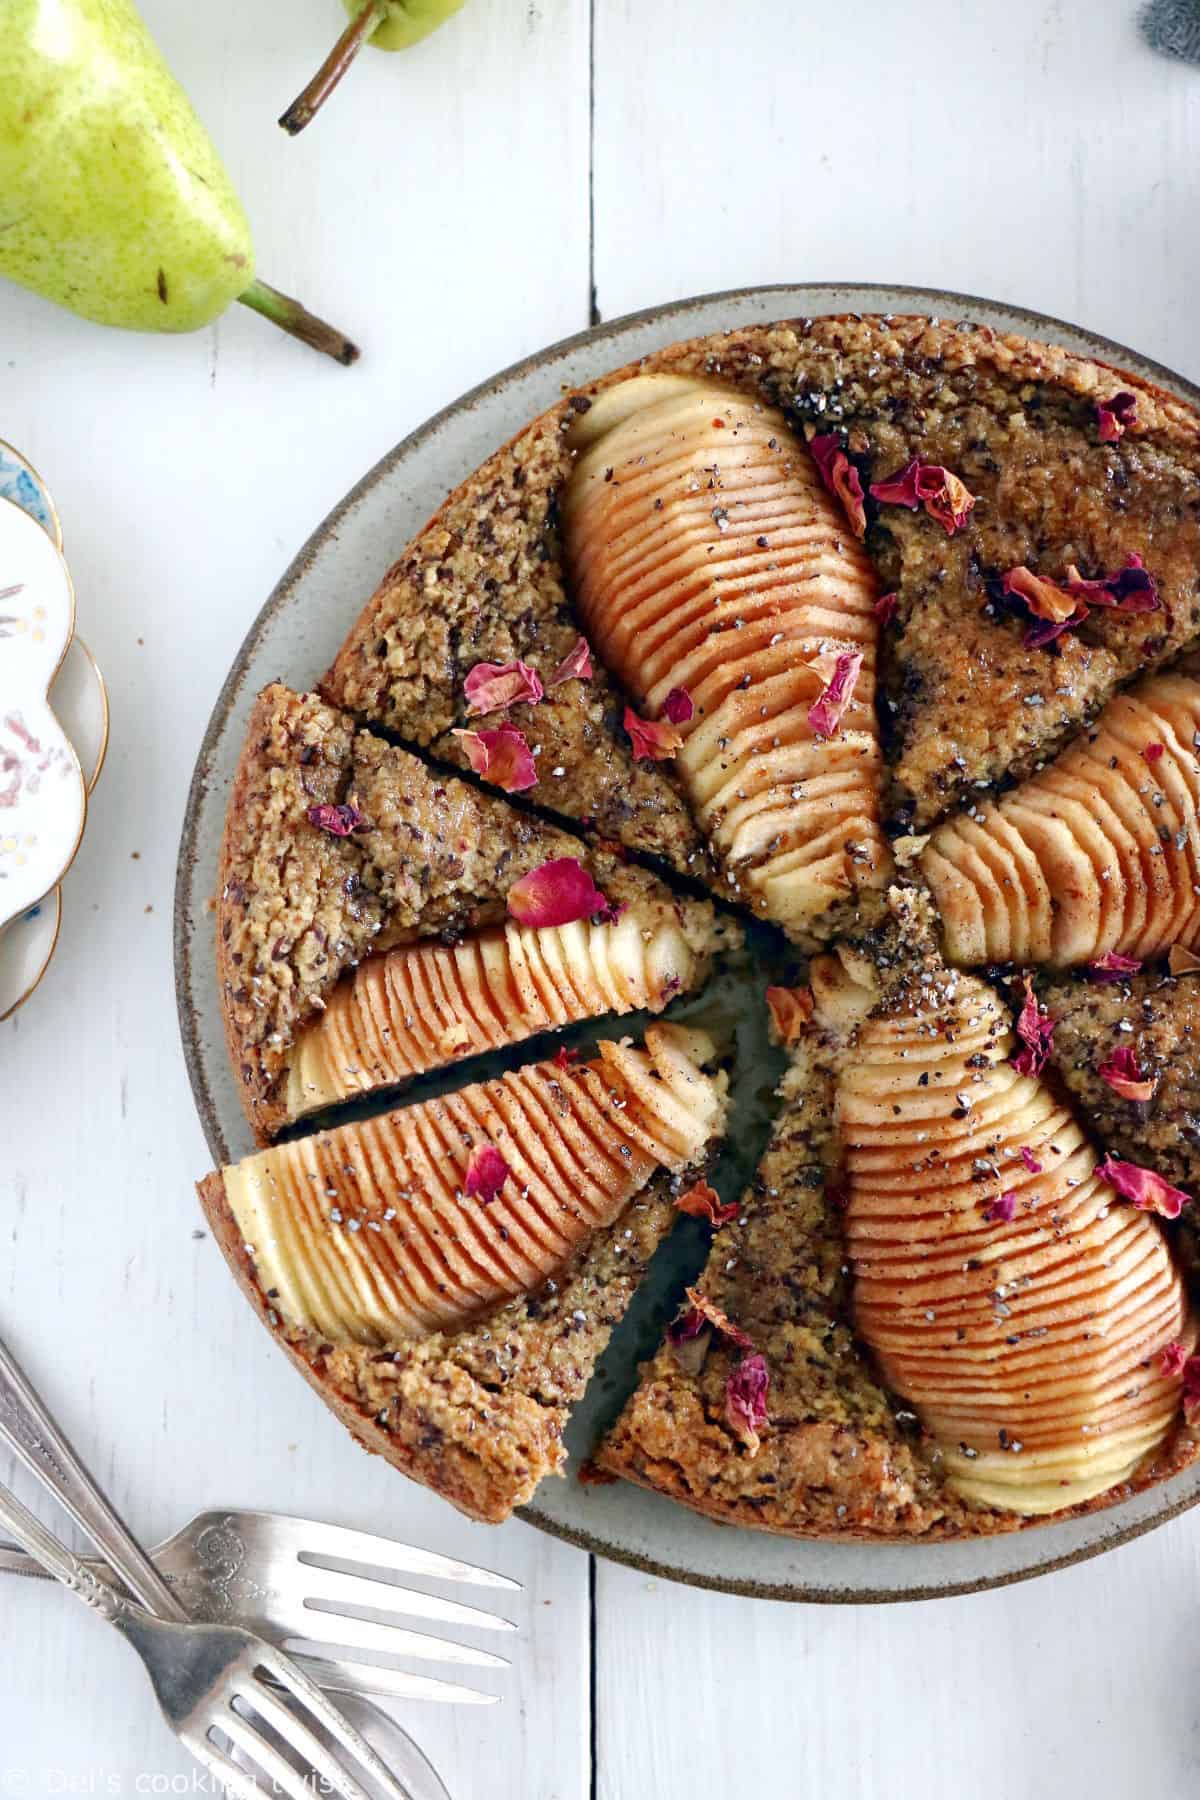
[204,316,1200,1532]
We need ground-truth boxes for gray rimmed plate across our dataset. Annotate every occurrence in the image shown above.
[174,282,1200,1603]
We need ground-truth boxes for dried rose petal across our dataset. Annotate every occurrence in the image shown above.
[451,724,538,793]
[1144,742,1165,763]
[553,1045,579,1070]
[1160,1340,1188,1379]
[682,1286,755,1351]
[662,686,695,724]
[1000,566,1078,625]
[306,802,364,837]
[765,985,814,1047]
[873,591,898,627]
[1011,976,1055,1077]
[1098,1044,1157,1105]
[725,1353,770,1455]
[807,649,863,737]
[464,1144,509,1204]
[1023,608,1087,649]
[624,706,683,761]
[675,1180,740,1227]
[507,857,612,928]
[1169,944,1200,977]
[1020,1146,1043,1175]
[808,434,867,537]
[464,659,544,715]
[546,636,593,687]
[1096,1155,1191,1219]
[984,1191,1018,1224]
[1183,1356,1200,1424]
[1087,951,1142,982]
[1097,391,1138,442]
[1065,553,1159,614]
[869,458,976,534]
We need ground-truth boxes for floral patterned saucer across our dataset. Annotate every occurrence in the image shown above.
[0,443,108,1020]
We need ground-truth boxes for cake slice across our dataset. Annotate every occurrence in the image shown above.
[561,376,892,947]
[218,684,727,1138]
[198,1024,728,1522]
[920,663,1200,968]
[599,896,1197,1533]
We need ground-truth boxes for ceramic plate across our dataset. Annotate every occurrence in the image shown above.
[175,284,1200,1601]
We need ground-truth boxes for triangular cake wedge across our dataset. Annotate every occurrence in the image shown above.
[560,376,892,947]
[598,896,1198,1533]
[920,663,1200,967]
[324,316,1200,846]
[218,684,729,1138]
[198,1024,727,1523]
[1041,961,1200,1272]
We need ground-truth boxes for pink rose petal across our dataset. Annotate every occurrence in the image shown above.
[807,649,863,737]
[464,1143,509,1204]
[667,1287,755,1352]
[624,706,683,760]
[984,1191,1018,1224]
[1097,392,1137,442]
[869,458,976,534]
[1183,1355,1200,1424]
[674,1180,740,1227]
[1096,1155,1191,1220]
[1011,977,1055,1077]
[1144,742,1165,763]
[765,985,814,1047]
[662,686,695,724]
[464,659,545,715]
[506,857,613,928]
[873,591,898,627]
[1098,1044,1157,1104]
[1160,1340,1187,1379]
[305,802,364,837]
[725,1353,770,1455]
[1065,554,1159,614]
[451,723,538,793]
[547,636,593,687]
[1087,952,1142,982]
[868,458,923,509]
[1001,566,1078,625]
[1020,1146,1043,1174]
[808,434,867,538]
[1023,608,1088,649]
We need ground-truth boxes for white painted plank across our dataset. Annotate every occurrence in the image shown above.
[598,1512,1200,1800]
[592,5,1200,1799]
[0,0,592,1793]
[594,0,1200,377]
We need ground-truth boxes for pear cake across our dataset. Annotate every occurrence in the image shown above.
[203,313,1200,1535]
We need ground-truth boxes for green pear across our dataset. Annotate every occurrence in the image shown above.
[280,0,468,136]
[0,0,357,361]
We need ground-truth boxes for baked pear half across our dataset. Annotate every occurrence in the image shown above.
[921,665,1200,968]
[562,375,891,946]
[198,1025,727,1521]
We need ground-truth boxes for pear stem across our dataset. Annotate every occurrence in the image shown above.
[238,280,360,365]
[279,1,387,135]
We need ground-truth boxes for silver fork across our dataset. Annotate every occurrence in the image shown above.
[0,1475,422,1800]
[0,1329,517,1705]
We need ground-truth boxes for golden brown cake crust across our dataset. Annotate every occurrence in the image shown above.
[217,683,696,1139]
[198,1166,682,1525]
[323,314,1200,845]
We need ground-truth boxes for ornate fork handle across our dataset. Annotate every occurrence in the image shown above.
[0,1329,185,1619]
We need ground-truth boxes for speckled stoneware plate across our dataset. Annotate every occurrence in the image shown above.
[0,442,109,1021]
[175,284,1200,1602]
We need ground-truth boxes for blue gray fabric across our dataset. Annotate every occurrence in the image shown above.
[1142,0,1200,62]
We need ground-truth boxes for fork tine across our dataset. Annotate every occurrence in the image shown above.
[249,1648,419,1800]
[221,1700,375,1800]
[289,1605,511,1667]
[187,1731,272,1800]
[276,1515,520,1591]
[298,1562,517,1633]
[290,1651,501,1706]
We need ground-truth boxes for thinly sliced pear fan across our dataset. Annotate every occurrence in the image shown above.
[922,670,1200,967]
[286,908,703,1121]
[224,1024,725,1347]
[562,376,891,941]
[814,961,1191,1515]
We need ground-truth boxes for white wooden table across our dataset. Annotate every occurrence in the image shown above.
[3,2,1200,1794]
